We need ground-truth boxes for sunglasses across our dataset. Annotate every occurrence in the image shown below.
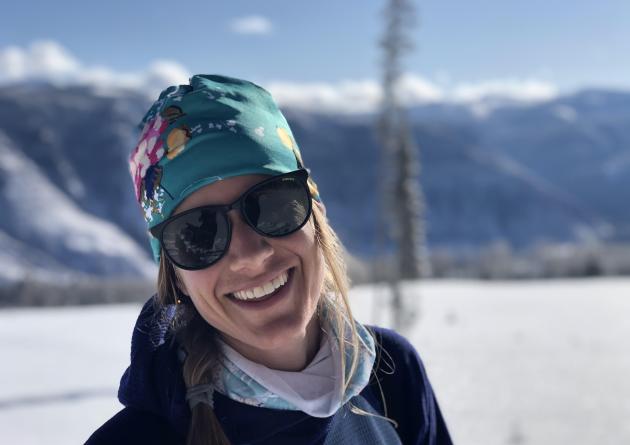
[150,169,312,270]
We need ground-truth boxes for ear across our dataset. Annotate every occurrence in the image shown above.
[174,280,193,305]
[173,268,191,298]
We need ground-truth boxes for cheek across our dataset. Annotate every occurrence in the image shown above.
[177,269,221,302]
[301,224,325,300]
[310,249,325,301]
[177,269,233,330]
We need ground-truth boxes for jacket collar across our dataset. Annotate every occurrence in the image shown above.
[118,297,190,437]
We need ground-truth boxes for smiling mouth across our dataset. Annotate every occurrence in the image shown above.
[227,269,292,303]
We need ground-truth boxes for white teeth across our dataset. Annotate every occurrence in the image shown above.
[232,271,289,301]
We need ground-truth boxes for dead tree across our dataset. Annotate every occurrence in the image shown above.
[377,0,428,330]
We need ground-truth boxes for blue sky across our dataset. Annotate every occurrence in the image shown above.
[1,0,629,111]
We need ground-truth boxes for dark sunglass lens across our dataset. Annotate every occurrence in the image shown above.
[244,177,310,236]
[162,209,229,269]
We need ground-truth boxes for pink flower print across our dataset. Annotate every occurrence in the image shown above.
[129,115,168,201]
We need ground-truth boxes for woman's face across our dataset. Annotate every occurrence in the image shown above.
[174,174,325,357]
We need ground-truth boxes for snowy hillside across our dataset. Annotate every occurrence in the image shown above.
[1,278,628,445]
[1,83,629,282]
[0,131,155,283]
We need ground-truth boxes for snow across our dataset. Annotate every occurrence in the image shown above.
[352,278,630,445]
[0,305,136,443]
[552,104,578,123]
[0,132,156,278]
[1,140,139,258]
[1,278,629,445]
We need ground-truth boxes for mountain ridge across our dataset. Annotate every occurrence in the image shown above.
[1,83,627,282]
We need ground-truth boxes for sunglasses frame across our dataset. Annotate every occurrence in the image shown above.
[150,169,312,270]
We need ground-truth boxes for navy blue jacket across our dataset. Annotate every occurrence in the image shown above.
[86,297,453,444]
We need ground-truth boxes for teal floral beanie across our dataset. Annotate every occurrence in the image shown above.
[128,74,321,262]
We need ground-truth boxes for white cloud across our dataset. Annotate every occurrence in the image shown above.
[0,46,27,80]
[0,41,559,113]
[266,79,383,114]
[0,41,80,83]
[267,76,447,114]
[397,74,445,104]
[230,15,273,35]
[29,41,81,77]
[266,75,557,114]
[141,61,191,95]
[452,78,557,103]
[0,41,190,98]
[449,78,559,118]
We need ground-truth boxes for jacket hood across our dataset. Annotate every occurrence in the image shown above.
[118,296,190,437]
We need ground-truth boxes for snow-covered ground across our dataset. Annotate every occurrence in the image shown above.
[1,278,628,445]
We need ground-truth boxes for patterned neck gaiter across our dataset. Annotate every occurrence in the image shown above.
[185,312,376,418]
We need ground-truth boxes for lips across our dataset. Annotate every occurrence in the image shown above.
[232,270,289,301]
[226,268,294,307]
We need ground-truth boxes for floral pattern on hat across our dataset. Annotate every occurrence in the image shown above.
[165,126,190,159]
[129,115,168,201]
[276,127,295,151]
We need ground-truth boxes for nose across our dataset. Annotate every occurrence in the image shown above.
[226,211,274,273]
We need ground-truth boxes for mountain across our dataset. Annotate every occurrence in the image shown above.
[478,90,630,238]
[0,83,151,246]
[1,82,628,282]
[0,84,155,284]
[286,109,615,255]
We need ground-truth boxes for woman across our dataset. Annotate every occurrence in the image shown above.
[86,74,453,445]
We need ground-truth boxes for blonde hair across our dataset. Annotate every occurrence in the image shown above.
[156,201,367,445]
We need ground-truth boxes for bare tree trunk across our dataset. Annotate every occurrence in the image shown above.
[395,119,428,280]
[377,0,428,331]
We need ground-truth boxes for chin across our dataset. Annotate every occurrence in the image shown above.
[246,311,313,350]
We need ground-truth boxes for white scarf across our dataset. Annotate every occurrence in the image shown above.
[186,316,376,418]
